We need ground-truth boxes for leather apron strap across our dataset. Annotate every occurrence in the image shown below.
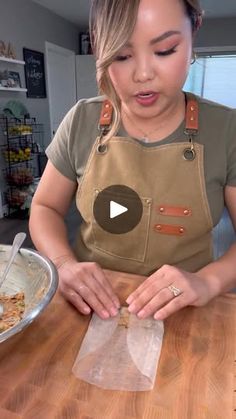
[99,98,199,131]
[99,100,113,129]
[185,99,199,132]
[98,97,199,160]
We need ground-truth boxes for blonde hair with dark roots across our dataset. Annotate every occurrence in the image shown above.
[89,0,203,141]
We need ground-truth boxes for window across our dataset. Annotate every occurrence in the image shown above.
[184,54,236,108]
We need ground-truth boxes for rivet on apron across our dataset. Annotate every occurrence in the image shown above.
[183,148,196,161]
[184,209,190,215]
[146,199,151,205]
[97,123,109,154]
[96,143,108,154]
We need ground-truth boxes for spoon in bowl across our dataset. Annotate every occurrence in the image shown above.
[0,232,26,316]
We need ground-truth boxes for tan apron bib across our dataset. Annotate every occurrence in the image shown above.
[75,99,213,275]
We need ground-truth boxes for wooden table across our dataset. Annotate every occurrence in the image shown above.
[0,270,235,419]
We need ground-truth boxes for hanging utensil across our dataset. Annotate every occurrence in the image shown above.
[0,232,26,316]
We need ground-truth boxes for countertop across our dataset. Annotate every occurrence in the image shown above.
[0,270,235,419]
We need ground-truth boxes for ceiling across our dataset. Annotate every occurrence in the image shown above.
[31,0,236,27]
[32,0,91,28]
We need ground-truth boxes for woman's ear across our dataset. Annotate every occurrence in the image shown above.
[195,14,203,31]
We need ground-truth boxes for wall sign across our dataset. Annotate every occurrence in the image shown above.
[23,48,46,98]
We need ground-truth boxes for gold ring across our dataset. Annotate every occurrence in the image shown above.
[167,284,182,298]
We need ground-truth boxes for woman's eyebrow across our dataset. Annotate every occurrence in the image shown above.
[150,30,181,45]
[125,30,181,48]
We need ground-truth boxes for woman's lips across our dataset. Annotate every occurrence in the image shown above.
[135,92,159,106]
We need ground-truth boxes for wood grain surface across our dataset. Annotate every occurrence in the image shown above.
[0,270,235,419]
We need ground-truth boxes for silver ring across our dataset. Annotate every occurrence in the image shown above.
[167,284,182,298]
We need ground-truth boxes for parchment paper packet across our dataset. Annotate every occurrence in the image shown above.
[72,307,164,391]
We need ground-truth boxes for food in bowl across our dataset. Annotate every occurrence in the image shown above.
[0,292,25,332]
[0,245,58,343]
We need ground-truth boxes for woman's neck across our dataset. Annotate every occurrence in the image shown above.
[121,92,186,142]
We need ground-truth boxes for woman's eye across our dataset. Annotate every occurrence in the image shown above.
[156,47,177,57]
[115,55,130,62]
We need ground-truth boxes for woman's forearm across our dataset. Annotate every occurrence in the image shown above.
[29,203,77,267]
[197,243,236,296]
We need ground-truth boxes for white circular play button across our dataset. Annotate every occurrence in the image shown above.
[110,201,128,219]
[93,185,143,234]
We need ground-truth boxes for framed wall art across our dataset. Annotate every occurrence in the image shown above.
[23,48,46,98]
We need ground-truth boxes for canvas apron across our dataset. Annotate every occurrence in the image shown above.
[75,98,213,275]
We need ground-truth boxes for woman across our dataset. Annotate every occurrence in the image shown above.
[29,0,236,321]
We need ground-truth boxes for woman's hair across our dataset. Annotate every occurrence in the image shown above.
[89,0,203,141]
[185,0,203,32]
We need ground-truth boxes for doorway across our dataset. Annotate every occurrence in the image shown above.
[45,42,77,141]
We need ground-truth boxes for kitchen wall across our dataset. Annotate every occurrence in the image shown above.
[0,0,79,147]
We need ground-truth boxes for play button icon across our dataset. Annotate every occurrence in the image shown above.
[93,185,143,234]
[110,201,128,219]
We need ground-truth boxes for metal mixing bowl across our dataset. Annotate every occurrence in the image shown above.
[0,244,58,343]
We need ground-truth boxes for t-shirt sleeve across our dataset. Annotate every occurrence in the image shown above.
[226,109,236,186]
[46,104,78,182]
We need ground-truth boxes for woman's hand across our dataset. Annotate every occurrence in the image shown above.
[126,264,218,320]
[58,260,120,319]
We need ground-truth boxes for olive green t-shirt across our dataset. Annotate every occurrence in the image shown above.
[46,92,236,226]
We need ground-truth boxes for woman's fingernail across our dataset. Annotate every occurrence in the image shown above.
[128,304,136,313]
[154,313,161,320]
[137,310,145,318]
[126,296,133,304]
[83,306,91,314]
[101,310,110,319]
[114,299,120,309]
[110,307,118,316]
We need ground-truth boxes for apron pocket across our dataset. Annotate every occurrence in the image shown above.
[92,191,151,263]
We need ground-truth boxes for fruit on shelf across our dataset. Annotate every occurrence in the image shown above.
[3,147,31,162]
[8,125,33,136]
[6,168,33,186]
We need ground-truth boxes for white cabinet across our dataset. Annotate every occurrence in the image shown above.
[76,55,98,100]
[0,57,27,93]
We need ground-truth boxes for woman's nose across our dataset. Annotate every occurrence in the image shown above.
[133,58,155,83]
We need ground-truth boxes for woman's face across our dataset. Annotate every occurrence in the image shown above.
[108,0,193,119]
